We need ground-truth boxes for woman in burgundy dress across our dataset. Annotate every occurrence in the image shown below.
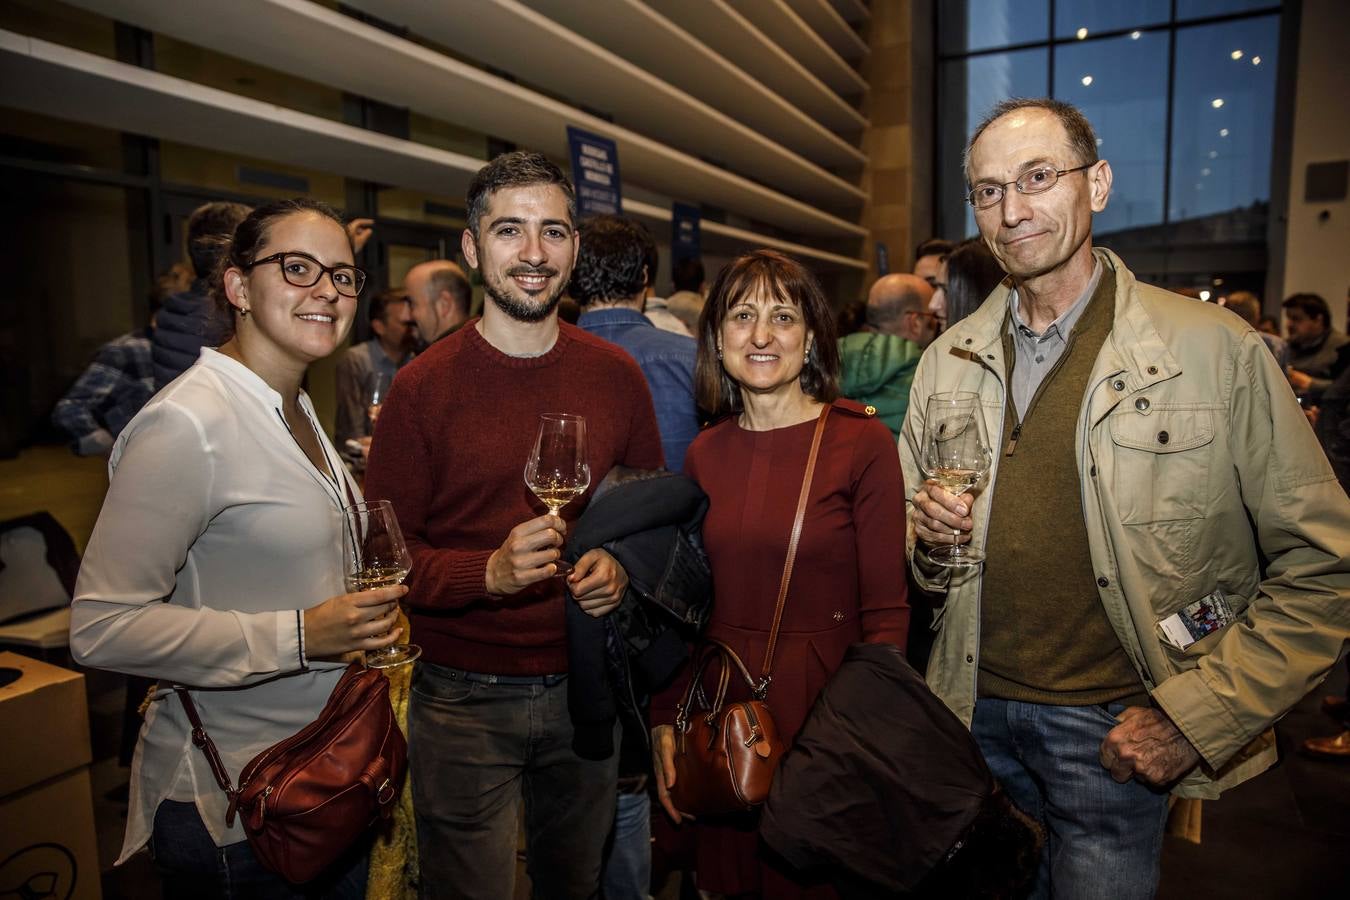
[651,250,910,898]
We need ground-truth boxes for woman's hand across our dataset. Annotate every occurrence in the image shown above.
[651,724,692,823]
[303,585,405,660]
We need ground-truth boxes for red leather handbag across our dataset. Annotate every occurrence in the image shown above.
[176,662,406,884]
[669,407,828,816]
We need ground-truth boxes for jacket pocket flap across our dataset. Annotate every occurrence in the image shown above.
[1109,409,1214,453]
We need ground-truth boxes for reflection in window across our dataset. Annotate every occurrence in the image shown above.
[1054,31,1168,234]
[939,0,1049,54]
[1177,0,1280,21]
[939,50,1050,238]
[1169,16,1279,224]
[1054,0,1169,39]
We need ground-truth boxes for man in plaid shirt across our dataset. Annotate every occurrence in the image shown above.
[52,328,155,456]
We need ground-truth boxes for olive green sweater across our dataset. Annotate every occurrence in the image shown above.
[978,275,1147,706]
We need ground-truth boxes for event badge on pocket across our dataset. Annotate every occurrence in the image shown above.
[1158,590,1236,651]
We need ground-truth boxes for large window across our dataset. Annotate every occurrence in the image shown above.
[937,1,1282,284]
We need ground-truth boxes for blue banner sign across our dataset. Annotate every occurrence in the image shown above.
[671,202,701,261]
[566,126,622,217]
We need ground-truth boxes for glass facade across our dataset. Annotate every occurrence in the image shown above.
[936,1,1282,282]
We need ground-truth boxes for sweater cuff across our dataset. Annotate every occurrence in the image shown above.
[1149,668,1246,770]
[449,549,497,602]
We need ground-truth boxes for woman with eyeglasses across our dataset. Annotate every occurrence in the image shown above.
[72,199,403,898]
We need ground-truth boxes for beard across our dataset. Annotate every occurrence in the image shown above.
[483,264,566,323]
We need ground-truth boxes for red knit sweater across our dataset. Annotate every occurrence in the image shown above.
[363,320,664,674]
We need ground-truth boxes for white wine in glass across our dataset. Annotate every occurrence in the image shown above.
[524,414,590,576]
[920,392,992,568]
[365,371,391,430]
[342,499,420,668]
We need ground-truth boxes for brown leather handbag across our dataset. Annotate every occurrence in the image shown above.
[176,661,407,884]
[669,406,829,816]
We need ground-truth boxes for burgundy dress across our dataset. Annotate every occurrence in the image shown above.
[657,398,910,898]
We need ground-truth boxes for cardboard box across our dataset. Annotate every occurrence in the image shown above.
[0,652,91,798]
[0,766,102,900]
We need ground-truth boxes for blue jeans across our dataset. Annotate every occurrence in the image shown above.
[409,662,619,900]
[149,799,368,899]
[971,699,1170,900]
[602,787,651,899]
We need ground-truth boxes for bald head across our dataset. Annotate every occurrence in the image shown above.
[404,260,472,343]
[867,273,938,347]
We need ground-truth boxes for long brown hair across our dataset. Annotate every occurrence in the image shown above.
[694,249,840,417]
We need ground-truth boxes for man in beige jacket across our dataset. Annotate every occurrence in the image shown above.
[902,98,1350,899]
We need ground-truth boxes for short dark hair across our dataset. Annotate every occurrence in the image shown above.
[694,250,839,417]
[426,263,472,316]
[368,287,407,327]
[465,151,576,241]
[211,198,351,336]
[944,238,1008,327]
[964,98,1099,183]
[914,238,955,263]
[1283,292,1331,328]
[186,201,251,279]
[569,215,657,306]
[672,256,705,293]
[1222,290,1261,327]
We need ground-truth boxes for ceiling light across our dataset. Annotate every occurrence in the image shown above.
[1130,31,1141,40]
[1252,56,1262,65]
[1220,128,1230,137]
[1076,27,1088,39]
[1081,75,1093,86]
[1200,290,1212,301]
[1231,50,1244,60]
[1211,98,1225,108]
[1209,150,1218,158]
[1202,168,1211,176]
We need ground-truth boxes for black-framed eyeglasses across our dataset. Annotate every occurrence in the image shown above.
[245,251,367,297]
[966,163,1094,209]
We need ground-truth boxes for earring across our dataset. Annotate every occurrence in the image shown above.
[239,306,250,319]
[716,345,723,360]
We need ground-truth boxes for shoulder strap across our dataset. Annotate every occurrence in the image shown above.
[757,404,830,692]
[175,688,239,806]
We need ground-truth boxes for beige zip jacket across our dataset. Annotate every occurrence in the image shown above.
[900,249,1350,798]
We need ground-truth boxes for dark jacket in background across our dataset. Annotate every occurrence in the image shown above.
[563,466,712,760]
[761,643,994,894]
[153,281,231,389]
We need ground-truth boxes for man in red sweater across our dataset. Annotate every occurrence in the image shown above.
[364,152,664,899]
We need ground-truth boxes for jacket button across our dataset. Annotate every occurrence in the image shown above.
[1147,365,1158,375]
[1158,430,1170,444]
[863,405,876,417]
[1135,398,1150,411]
[966,654,974,663]
[964,338,973,345]
[832,610,845,622]
[1112,379,1125,391]
[1097,576,1110,588]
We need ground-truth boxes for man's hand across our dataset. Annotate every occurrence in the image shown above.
[912,483,975,547]
[347,217,375,253]
[567,548,628,617]
[485,515,565,596]
[1100,706,1202,787]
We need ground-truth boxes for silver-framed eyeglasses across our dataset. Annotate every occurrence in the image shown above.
[246,251,367,297]
[966,163,1094,209]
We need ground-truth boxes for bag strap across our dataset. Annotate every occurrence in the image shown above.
[175,687,242,821]
[757,404,830,693]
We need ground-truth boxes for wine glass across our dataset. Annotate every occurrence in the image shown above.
[919,392,992,568]
[524,414,591,577]
[365,371,392,431]
[342,499,420,668]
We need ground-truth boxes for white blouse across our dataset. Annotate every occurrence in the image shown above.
[72,348,360,861]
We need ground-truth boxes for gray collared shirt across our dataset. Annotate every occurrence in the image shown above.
[1007,259,1103,418]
